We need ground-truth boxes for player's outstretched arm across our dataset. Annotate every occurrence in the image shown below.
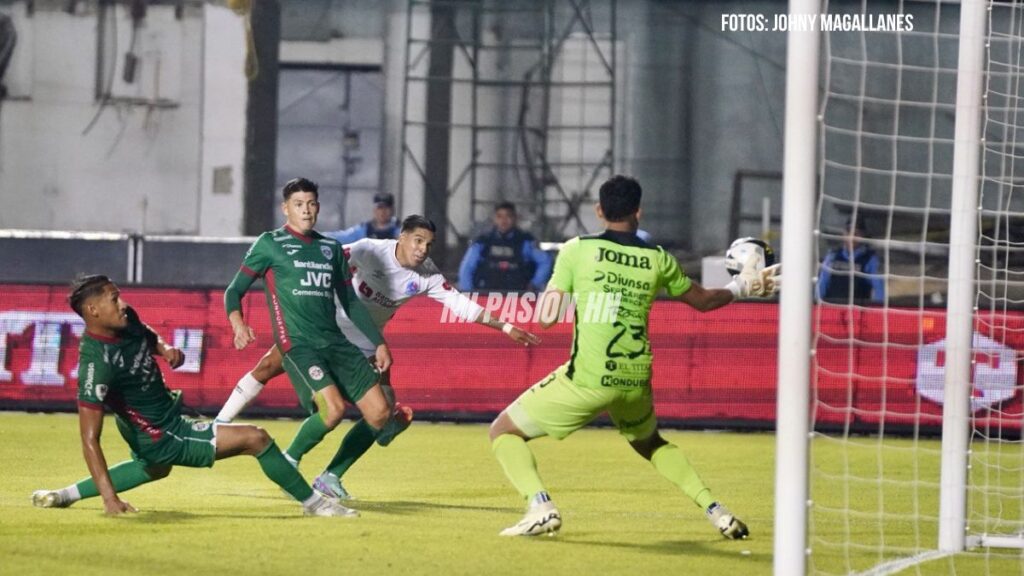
[678,282,735,312]
[474,312,541,346]
[79,405,137,515]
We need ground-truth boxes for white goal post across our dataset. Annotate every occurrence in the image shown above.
[775,0,1024,574]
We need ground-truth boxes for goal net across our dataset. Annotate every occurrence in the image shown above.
[798,1,1024,574]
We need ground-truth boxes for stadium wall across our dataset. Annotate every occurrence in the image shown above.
[0,2,247,236]
[1,283,1020,432]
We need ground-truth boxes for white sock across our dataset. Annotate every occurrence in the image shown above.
[215,373,265,422]
[301,492,324,508]
[59,485,81,504]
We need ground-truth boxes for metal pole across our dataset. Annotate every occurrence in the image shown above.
[773,1,819,573]
[939,0,987,553]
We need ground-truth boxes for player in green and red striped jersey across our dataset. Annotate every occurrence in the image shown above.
[31,274,353,517]
[224,178,394,512]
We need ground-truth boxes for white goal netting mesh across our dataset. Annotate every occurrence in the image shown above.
[809,1,1024,574]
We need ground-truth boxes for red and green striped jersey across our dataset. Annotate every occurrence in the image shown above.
[76,308,182,445]
[225,225,382,351]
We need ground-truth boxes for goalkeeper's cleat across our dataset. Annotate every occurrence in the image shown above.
[302,494,359,518]
[32,490,71,509]
[313,471,355,501]
[499,501,562,537]
[376,403,414,447]
[706,502,749,540]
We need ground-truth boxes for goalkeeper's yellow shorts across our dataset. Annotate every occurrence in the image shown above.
[506,363,657,442]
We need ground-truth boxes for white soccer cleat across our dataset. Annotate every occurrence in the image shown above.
[303,494,359,518]
[499,501,562,537]
[706,502,749,540]
[31,490,71,509]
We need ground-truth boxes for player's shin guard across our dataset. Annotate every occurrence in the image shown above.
[491,434,546,501]
[256,441,314,502]
[650,443,715,510]
[324,419,380,478]
[215,373,265,423]
[75,459,158,500]
[285,413,332,462]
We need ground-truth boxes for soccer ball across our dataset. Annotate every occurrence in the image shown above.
[724,237,776,277]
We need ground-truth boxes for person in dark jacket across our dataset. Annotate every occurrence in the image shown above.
[817,216,885,304]
[458,202,552,292]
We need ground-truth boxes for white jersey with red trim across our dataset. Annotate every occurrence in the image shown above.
[336,238,484,354]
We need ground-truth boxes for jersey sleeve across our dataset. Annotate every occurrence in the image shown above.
[77,346,114,410]
[225,234,271,315]
[342,239,370,272]
[333,242,385,347]
[425,273,485,322]
[547,238,579,293]
[658,248,692,297]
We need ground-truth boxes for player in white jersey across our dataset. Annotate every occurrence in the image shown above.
[216,215,541,500]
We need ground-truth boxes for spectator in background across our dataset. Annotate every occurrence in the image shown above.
[328,192,400,244]
[458,201,552,292]
[817,216,885,304]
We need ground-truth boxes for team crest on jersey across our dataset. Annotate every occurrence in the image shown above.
[404,281,420,295]
[192,421,211,432]
[320,245,333,260]
[308,366,325,381]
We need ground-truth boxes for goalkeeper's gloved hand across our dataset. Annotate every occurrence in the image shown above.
[726,255,782,299]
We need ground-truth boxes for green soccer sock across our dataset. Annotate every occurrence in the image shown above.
[256,441,314,502]
[325,419,380,478]
[285,413,331,462]
[74,459,155,500]
[650,443,715,510]
[491,434,546,501]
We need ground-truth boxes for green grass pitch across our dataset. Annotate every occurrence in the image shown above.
[1,412,1020,575]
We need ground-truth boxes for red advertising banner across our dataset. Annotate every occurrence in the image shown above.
[1,284,1021,430]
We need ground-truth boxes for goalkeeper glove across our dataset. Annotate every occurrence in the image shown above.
[726,255,781,299]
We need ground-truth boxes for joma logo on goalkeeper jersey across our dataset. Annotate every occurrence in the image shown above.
[596,247,651,269]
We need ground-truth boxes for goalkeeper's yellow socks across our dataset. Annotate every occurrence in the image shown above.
[650,443,715,510]
[325,419,379,478]
[285,413,331,462]
[491,434,546,501]
[72,459,157,501]
[256,440,313,502]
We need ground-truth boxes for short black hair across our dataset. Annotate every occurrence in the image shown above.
[282,177,319,200]
[599,175,642,222]
[401,214,436,234]
[68,274,112,317]
[495,201,516,214]
[846,215,868,236]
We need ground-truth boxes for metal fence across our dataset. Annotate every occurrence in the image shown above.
[0,230,255,287]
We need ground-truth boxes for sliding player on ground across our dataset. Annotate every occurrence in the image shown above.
[31,275,353,517]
